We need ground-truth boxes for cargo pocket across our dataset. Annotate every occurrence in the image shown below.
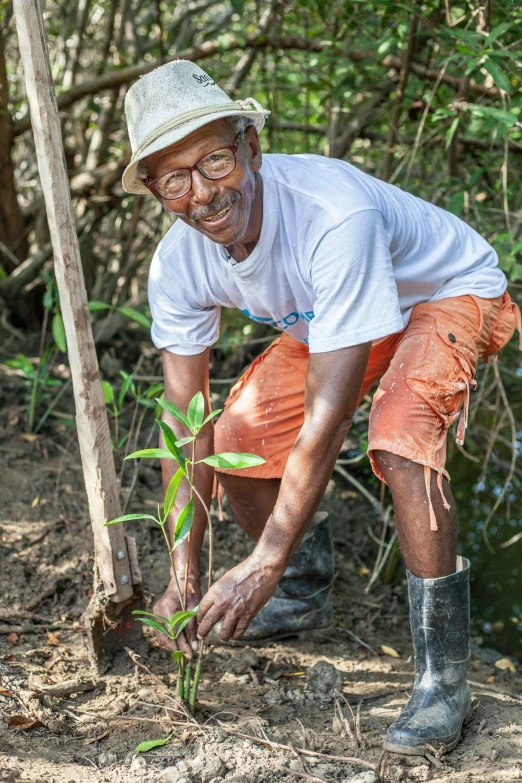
[405,322,477,444]
[486,292,522,357]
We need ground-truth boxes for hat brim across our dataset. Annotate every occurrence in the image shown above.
[122,109,266,195]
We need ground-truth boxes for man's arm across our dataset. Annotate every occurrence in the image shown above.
[153,348,214,656]
[197,341,372,642]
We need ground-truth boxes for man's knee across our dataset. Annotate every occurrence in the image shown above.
[372,449,421,486]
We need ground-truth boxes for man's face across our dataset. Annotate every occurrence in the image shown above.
[144,119,262,246]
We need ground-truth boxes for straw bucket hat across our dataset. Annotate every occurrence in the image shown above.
[122,60,270,195]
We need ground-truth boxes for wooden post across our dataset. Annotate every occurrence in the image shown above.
[13,0,136,606]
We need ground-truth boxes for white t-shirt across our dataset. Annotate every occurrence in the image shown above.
[148,153,506,355]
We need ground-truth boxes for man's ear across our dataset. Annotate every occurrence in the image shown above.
[246,126,262,173]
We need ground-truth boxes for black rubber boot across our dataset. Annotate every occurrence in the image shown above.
[217,511,334,645]
[384,556,472,756]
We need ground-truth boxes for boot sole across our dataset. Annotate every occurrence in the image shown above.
[383,700,473,757]
[211,622,333,647]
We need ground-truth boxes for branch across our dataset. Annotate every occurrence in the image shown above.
[13,33,502,138]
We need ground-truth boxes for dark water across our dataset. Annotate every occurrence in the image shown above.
[447,343,522,658]
[449,424,522,658]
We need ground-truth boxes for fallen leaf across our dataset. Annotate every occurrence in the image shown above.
[0,687,13,696]
[83,731,108,745]
[21,433,39,442]
[494,657,516,673]
[7,633,19,647]
[135,734,172,753]
[46,631,64,647]
[30,496,40,509]
[491,621,504,633]
[487,675,496,684]
[8,715,41,730]
[280,671,305,677]
[381,644,400,658]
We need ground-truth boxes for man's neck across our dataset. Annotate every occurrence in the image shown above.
[225,174,263,263]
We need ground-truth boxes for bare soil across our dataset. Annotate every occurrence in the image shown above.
[0,395,521,783]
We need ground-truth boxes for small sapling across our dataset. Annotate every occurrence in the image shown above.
[106,391,265,713]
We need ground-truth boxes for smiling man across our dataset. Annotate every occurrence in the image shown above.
[123,61,520,756]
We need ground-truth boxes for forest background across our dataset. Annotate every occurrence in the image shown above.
[0,0,521,658]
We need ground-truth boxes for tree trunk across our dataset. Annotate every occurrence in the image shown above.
[0,29,27,270]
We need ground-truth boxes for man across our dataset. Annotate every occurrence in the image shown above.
[123,60,520,755]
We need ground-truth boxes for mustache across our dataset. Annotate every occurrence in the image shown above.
[189,193,237,223]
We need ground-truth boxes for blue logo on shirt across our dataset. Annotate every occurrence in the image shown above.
[241,309,314,341]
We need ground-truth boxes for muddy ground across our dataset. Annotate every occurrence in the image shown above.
[0,375,521,783]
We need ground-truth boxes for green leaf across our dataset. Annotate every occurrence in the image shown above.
[172,650,184,664]
[157,419,186,467]
[125,448,176,460]
[156,398,191,431]
[174,614,197,639]
[199,452,266,469]
[144,383,165,399]
[105,513,159,526]
[469,105,518,126]
[482,59,512,93]
[486,22,511,46]
[187,392,205,432]
[449,191,465,216]
[174,497,195,547]
[200,409,222,427]
[117,306,152,329]
[135,616,171,636]
[164,466,185,519]
[133,610,171,623]
[102,380,115,406]
[169,608,198,631]
[52,313,67,353]
[135,735,172,753]
[118,371,136,409]
[87,301,111,312]
[445,116,460,150]
[230,0,244,14]
[175,436,195,447]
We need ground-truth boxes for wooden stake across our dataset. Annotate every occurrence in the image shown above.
[13,0,134,604]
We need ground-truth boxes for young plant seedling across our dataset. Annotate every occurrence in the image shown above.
[106,391,265,713]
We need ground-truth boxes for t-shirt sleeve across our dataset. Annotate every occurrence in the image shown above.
[148,255,221,356]
[307,209,404,353]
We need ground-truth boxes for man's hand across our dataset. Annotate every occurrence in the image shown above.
[153,572,202,658]
[197,554,283,642]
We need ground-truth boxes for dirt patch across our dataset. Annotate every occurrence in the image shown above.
[0,420,521,783]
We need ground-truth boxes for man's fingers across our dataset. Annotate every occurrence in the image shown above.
[187,615,199,652]
[220,614,239,643]
[232,617,251,639]
[197,589,215,623]
[197,604,226,639]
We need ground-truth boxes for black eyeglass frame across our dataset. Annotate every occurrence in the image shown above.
[146,133,242,201]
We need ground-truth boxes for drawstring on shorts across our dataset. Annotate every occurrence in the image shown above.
[424,465,451,532]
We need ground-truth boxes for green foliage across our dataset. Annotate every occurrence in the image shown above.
[105,392,265,713]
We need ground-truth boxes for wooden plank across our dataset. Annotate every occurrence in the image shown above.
[13,0,134,603]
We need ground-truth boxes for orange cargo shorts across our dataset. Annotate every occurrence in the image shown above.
[214,293,521,525]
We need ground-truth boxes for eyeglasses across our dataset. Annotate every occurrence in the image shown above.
[146,133,242,201]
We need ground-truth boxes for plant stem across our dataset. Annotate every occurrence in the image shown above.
[189,638,204,714]
[160,523,185,610]
[177,667,185,701]
[184,663,192,702]
[183,439,197,608]
[190,481,214,592]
